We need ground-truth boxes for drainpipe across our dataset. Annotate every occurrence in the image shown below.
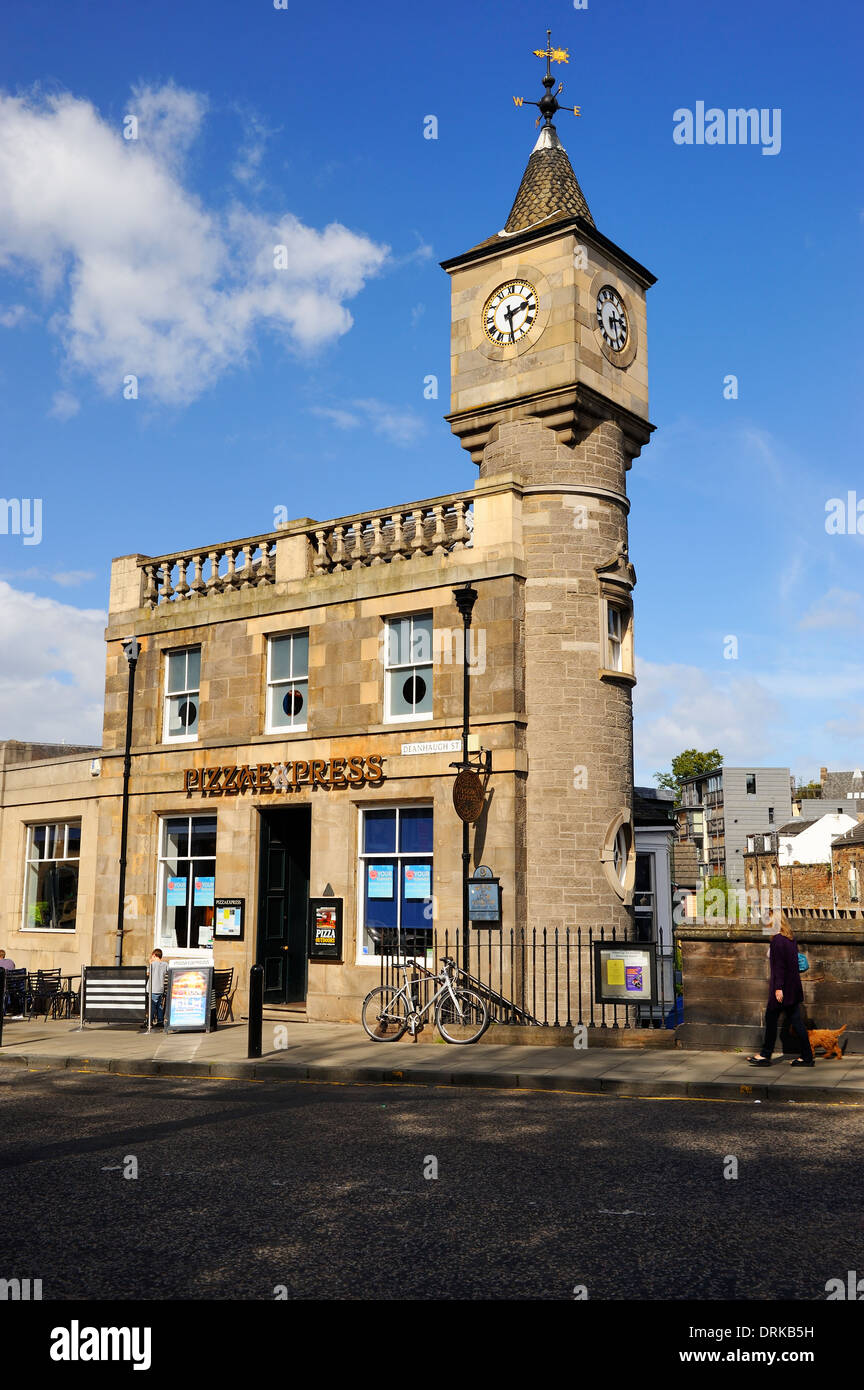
[115,638,140,967]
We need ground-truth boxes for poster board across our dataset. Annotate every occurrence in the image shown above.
[308,898,344,962]
[593,942,657,1005]
[214,897,244,940]
[164,965,214,1033]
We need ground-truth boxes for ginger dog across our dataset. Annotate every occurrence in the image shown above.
[807,1023,847,1059]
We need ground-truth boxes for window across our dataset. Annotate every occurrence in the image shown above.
[157,816,217,951]
[633,852,655,942]
[384,614,433,721]
[746,773,757,795]
[599,596,633,678]
[606,604,624,671]
[850,864,860,904]
[358,805,433,959]
[163,647,200,742]
[267,631,309,732]
[23,822,81,930]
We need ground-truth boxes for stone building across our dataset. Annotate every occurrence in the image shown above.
[0,62,657,1022]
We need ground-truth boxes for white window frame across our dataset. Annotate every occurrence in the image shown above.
[155,813,217,959]
[162,645,201,744]
[598,591,634,679]
[383,613,434,723]
[265,630,309,734]
[356,803,434,965]
[22,821,82,933]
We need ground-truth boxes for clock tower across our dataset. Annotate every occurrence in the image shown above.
[441,34,656,936]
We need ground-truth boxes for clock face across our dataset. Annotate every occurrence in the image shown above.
[596,285,628,352]
[482,280,538,345]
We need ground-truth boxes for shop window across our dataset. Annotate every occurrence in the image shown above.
[267,631,309,732]
[23,821,81,931]
[358,805,433,959]
[384,614,433,721]
[157,815,217,951]
[163,646,200,742]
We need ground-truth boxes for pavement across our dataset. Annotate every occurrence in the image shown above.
[1,1016,863,1103]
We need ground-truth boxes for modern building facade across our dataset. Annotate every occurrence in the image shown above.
[0,57,657,1022]
[676,766,793,890]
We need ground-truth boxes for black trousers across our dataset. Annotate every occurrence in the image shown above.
[760,1002,813,1062]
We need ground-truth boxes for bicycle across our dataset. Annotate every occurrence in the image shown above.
[361,955,489,1044]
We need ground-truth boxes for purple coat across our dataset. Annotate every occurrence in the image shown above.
[767,931,803,1008]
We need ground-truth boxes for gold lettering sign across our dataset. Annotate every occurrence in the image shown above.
[184,757,385,797]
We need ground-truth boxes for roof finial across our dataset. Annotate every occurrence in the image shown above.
[513,29,582,128]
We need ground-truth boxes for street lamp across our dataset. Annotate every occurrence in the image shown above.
[115,637,140,967]
[453,584,478,973]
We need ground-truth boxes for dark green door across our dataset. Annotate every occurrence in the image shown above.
[257,808,311,1004]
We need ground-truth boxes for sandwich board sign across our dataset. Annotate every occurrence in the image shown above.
[164,965,214,1033]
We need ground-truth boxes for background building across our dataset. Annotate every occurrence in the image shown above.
[676,765,793,889]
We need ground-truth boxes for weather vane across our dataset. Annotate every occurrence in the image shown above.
[513,29,582,127]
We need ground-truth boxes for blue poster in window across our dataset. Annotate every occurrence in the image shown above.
[167,876,187,907]
[194,875,215,907]
[404,864,431,900]
[368,864,394,899]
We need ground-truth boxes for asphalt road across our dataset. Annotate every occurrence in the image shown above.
[1,1070,862,1301]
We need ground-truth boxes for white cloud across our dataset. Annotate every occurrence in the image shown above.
[0,580,105,741]
[1,568,96,587]
[49,390,80,420]
[798,587,864,631]
[0,302,31,327]
[311,397,425,446]
[0,87,389,405]
[634,657,783,778]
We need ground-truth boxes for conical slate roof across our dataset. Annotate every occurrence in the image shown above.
[503,123,594,232]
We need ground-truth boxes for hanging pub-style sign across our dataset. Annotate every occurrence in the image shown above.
[453,768,485,823]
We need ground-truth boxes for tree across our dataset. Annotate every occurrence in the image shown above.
[794,780,822,800]
[654,748,723,801]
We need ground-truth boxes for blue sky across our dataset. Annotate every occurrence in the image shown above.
[0,0,862,782]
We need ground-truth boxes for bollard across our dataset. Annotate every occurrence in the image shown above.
[248,963,264,1059]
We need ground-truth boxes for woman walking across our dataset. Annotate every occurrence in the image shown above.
[747,916,814,1067]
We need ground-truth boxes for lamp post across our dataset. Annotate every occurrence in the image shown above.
[115,637,140,967]
[453,584,478,974]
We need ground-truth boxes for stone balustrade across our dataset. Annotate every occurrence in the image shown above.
[309,495,473,574]
[138,493,474,606]
[140,534,277,608]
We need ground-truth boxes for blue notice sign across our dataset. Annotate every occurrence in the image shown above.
[167,876,187,907]
[368,864,394,899]
[404,864,431,900]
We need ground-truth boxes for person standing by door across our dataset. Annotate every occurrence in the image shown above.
[747,916,814,1067]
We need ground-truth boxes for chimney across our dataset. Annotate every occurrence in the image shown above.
[820,766,828,784]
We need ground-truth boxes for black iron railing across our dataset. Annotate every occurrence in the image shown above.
[376,925,677,1030]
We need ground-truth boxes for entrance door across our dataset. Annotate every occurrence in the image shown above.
[257,808,311,1004]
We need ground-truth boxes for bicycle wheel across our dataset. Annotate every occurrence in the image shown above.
[361,986,409,1042]
[435,987,489,1044]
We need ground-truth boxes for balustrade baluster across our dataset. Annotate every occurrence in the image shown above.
[174,556,190,599]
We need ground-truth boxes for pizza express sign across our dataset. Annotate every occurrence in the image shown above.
[184,756,385,797]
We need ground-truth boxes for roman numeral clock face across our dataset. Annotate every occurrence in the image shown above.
[596,285,629,352]
[482,280,538,345]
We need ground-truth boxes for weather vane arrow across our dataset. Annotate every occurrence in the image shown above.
[513,29,582,127]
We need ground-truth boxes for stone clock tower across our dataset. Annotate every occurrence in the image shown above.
[441,35,656,937]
